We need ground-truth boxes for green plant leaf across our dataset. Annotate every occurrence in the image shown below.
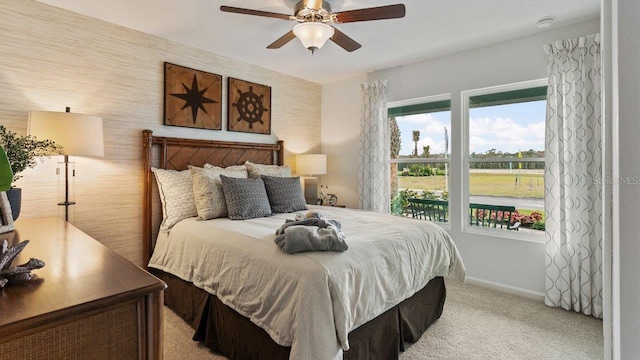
[0,146,13,191]
[0,125,63,184]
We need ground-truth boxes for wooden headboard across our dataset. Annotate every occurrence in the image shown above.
[142,130,284,265]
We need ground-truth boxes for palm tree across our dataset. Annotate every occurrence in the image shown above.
[422,145,430,158]
[412,130,420,157]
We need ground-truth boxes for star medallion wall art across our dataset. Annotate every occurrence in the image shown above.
[164,62,222,130]
[228,77,271,135]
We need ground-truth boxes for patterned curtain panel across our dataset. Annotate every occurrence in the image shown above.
[359,80,390,213]
[544,34,602,318]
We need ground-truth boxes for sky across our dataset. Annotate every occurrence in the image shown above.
[395,100,546,156]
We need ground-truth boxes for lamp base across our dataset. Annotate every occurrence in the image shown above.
[6,187,21,221]
[303,177,318,205]
[57,155,76,223]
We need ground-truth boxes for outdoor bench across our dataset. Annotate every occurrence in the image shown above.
[408,198,520,231]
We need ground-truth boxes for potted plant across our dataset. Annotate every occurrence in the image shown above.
[0,146,12,192]
[0,125,62,220]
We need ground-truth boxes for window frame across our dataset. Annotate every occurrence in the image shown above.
[461,79,547,243]
[388,94,452,229]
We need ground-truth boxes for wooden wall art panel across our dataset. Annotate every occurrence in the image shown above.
[164,62,222,130]
[227,77,271,134]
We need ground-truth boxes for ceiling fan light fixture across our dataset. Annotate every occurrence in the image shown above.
[293,22,334,54]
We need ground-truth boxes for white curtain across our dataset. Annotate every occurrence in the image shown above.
[544,34,602,318]
[359,80,389,213]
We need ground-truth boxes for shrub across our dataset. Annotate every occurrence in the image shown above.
[391,188,419,215]
[391,189,449,215]
[531,221,545,231]
[407,164,432,176]
[512,210,545,230]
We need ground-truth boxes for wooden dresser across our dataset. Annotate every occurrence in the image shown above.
[0,217,166,359]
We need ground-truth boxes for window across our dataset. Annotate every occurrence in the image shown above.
[388,95,451,224]
[463,80,547,238]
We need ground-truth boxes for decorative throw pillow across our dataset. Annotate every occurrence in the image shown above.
[225,164,248,172]
[204,163,247,173]
[220,175,272,220]
[190,166,248,220]
[262,175,307,213]
[245,161,291,179]
[152,168,197,231]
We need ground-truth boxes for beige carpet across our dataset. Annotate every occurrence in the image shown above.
[163,281,603,360]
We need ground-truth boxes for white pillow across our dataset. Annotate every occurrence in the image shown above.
[204,163,247,174]
[152,168,197,231]
[245,161,291,179]
[190,166,248,220]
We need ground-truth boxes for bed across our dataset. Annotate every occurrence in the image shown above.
[142,130,465,360]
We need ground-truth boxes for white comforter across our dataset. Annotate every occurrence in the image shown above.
[149,206,465,360]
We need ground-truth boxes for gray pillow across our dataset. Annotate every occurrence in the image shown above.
[220,175,272,220]
[262,175,308,213]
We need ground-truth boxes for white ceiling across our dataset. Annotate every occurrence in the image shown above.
[36,0,600,84]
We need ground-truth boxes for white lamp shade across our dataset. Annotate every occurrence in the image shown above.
[293,22,334,51]
[28,111,104,157]
[296,154,327,175]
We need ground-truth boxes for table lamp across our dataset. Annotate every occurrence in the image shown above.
[296,154,327,204]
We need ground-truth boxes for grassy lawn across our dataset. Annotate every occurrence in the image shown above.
[398,171,544,198]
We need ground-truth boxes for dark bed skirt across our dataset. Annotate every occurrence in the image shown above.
[151,269,446,360]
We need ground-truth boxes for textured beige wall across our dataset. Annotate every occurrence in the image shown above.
[0,0,321,265]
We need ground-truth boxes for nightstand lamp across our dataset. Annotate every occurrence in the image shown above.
[28,107,104,222]
[296,154,327,204]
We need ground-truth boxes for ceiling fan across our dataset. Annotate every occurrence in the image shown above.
[220,0,406,54]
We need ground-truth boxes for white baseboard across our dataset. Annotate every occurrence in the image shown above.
[464,276,545,301]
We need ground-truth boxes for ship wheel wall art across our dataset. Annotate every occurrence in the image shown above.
[228,77,272,135]
[164,62,222,130]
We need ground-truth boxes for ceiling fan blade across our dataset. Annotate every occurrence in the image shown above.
[220,6,291,21]
[330,28,362,52]
[267,31,297,49]
[333,4,406,23]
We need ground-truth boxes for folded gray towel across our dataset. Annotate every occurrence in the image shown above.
[274,218,348,254]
